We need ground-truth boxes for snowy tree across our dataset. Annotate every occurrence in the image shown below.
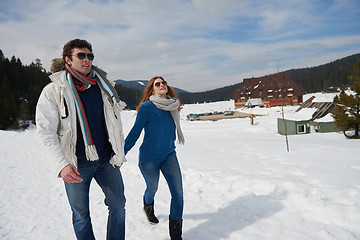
[332,59,360,139]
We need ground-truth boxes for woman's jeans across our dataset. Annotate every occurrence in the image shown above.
[139,154,183,220]
[64,160,126,240]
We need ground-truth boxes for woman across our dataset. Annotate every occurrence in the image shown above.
[124,76,184,240]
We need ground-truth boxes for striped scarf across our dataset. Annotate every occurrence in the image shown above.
[65,63,124,161]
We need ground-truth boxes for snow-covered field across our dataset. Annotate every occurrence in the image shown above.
[1,92,359,240]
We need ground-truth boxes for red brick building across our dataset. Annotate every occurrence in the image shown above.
[234,73,303,107]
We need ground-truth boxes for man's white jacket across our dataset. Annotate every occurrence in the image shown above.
[36,70,127,177]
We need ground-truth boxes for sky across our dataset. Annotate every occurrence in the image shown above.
[1,0,360,91]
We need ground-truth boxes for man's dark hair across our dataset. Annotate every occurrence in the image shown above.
[62,39,93,61]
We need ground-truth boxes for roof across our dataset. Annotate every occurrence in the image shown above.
[234,73,303,100]
[288,108,318,121]
[295,96,335,121]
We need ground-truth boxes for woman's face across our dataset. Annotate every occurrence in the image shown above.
[153,78,168,97]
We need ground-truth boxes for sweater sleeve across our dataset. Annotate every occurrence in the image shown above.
[124,103,148,154]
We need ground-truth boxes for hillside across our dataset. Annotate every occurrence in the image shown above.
[284,53,360,93]
[115,80,245,109]
[0,51,50,130]
[115,53,360,108]
[115,79,188,93]
[1,50,359,129]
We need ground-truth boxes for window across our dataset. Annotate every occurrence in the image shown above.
[297,124,306,134]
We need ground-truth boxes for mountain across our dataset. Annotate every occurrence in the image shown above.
[114,79,190,109]
[177,82,244,104]
[115,79,244,108]
[115,53,360,108]
[115,79,189,93]
[1,49,359,126]
[0,51,50,130]
[284,53,360,93]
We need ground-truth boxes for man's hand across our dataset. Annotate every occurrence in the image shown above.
[60,165,83,183]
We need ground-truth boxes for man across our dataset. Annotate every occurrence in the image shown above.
[36,39,127,240]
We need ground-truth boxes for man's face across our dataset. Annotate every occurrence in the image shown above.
[65,47,93,76]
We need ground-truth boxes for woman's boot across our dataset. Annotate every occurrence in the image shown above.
[143,197,159,224]
[169,216,183,240]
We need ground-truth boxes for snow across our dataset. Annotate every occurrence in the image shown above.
[304,92,338,102]
[137,81,145,86]
[1,93,360,240]
[287,108,318,121]
[316,113,335,122]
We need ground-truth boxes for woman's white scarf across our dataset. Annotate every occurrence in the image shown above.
[149,94,185,145]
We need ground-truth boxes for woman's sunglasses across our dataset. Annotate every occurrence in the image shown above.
[154,81,167,87]
[73,53,95,61]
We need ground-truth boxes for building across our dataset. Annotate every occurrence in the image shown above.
[277,97,336,135]
[234,73,303,108]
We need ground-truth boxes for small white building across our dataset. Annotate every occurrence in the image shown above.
[245,98,264,108]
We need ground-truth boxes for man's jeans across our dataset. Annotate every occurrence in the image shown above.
[139,154,183,220]
[64,160,126,240]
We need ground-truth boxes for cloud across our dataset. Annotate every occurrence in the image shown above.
[0,0,359,91]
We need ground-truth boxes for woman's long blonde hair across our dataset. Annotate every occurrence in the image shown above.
[136,76,180,111]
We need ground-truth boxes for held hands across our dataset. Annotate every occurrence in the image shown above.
[60,165,83,183]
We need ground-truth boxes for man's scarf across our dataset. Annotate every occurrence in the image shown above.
[65,63,125,161]
[149,94,185,145]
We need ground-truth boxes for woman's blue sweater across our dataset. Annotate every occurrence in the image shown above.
[124,100,176,163]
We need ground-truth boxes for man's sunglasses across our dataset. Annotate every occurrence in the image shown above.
[154,81,167,87]
[72,53,95,61]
